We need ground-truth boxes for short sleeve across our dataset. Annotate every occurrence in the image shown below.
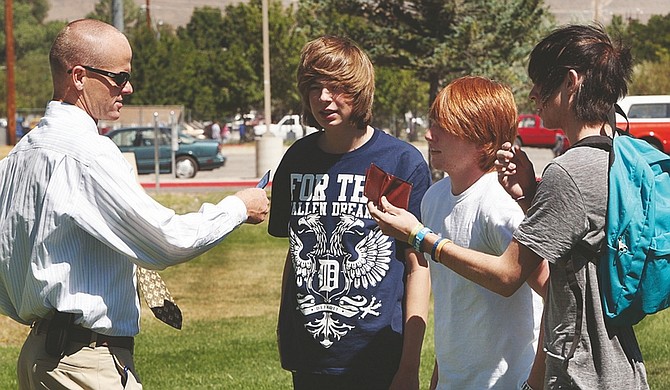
[513,162,589,263]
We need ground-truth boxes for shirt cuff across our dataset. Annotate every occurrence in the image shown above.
[218,195,248,225]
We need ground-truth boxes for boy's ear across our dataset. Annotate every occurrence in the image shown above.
[565,69,581,92]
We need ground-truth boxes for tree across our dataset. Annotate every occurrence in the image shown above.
[174,5,262,119]
[0,0,64,116]
[308,0,550,95]
[607,13,670,96]
[125,23,187,107]
[122,1,304,122]
[85,0,141,29]
[625,13,670,63]
[217,0,305,120]
[297,0,554,134]
[374,66,428,138]
[629,53,670,95]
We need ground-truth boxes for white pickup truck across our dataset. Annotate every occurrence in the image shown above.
[616,95,670,153]
[253,114,318,140]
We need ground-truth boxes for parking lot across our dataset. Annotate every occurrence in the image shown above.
[138,141,557,190]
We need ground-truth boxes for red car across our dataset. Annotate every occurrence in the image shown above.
[517,114,569,156]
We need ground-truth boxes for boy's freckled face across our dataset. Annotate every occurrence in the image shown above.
[425,126,478,174]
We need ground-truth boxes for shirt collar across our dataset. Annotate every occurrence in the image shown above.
[43,101,99,135]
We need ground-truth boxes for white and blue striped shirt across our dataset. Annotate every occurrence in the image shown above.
[0,101,248,336]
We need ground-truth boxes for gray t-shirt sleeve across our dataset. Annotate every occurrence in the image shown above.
[513,162,590,264]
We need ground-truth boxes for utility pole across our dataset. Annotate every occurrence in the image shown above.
[146,0,151,29]
[5,0,16,145]
[112,0,124,32]
[255,0,283,179]
[262,0,271,138]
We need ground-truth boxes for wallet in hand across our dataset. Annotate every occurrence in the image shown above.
[364,163,413,209]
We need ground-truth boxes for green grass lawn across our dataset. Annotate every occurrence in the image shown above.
[0,191,667,389]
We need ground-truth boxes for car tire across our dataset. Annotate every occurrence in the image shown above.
[175,156,198,179]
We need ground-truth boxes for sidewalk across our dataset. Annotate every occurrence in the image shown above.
[138,143,276,191]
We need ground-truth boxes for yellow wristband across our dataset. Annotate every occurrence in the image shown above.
[432,238,452,263]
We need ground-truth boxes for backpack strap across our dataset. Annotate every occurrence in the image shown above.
[570,101,628,154]
[570,135,612,150]
[613,103,630,134]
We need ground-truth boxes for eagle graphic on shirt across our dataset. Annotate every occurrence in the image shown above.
[289,213,393,348]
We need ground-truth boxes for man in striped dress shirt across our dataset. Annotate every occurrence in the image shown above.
[0,19,269,389]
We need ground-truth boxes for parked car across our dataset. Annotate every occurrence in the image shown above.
[516,113,569,156]
[253,114,319,140]
[105,126,226,178]
[616,95,670,153]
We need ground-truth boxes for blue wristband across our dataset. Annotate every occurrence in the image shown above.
[413,227,432,252]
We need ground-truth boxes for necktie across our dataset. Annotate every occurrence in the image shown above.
[136,267,182,329]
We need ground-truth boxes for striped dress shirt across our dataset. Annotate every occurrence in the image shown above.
[0,101,247,336]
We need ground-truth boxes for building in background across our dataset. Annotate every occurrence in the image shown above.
[547,0,668,24]
[47,0,292,28]
[46,0,670,27]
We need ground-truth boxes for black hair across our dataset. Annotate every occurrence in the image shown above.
[528,24,633,123]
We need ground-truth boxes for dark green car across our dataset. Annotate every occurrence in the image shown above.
[106,126,226,178]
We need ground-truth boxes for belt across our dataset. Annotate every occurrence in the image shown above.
[36,319,135,353]
[68,326,135,353]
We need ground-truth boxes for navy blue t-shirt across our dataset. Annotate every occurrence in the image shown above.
[268,128,430,380]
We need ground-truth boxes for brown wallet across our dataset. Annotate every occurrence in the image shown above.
[364,163,413,209]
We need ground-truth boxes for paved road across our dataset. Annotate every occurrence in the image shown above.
[139,141,557,191]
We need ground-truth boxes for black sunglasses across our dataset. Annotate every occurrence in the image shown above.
[69,65,131,87]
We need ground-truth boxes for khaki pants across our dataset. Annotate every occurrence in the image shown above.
[17,326,142,390]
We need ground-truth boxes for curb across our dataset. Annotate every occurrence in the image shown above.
[140,180,272,189]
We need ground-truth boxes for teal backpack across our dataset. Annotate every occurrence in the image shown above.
[573,106,670,327]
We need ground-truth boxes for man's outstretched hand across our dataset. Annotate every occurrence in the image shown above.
[235,188,270,224]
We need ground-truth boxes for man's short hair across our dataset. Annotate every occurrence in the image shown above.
[49,19,123,81]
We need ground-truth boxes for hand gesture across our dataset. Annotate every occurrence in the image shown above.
[234,188,270,224]
[494,142,537,203]
[367,196,420,242]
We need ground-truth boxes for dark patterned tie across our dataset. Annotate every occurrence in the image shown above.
[136,267,182,329]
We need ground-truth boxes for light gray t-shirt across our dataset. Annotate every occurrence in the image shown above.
[514,143,648,389]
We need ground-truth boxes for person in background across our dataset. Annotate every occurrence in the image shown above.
[238,119,247,143]
[15,116,25,139]
[268,35,431,390]
[368,24,649,389]
[420,75,547,390]
[211,120,222,144]
[222,122,231,143]
[0,19,269,389]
